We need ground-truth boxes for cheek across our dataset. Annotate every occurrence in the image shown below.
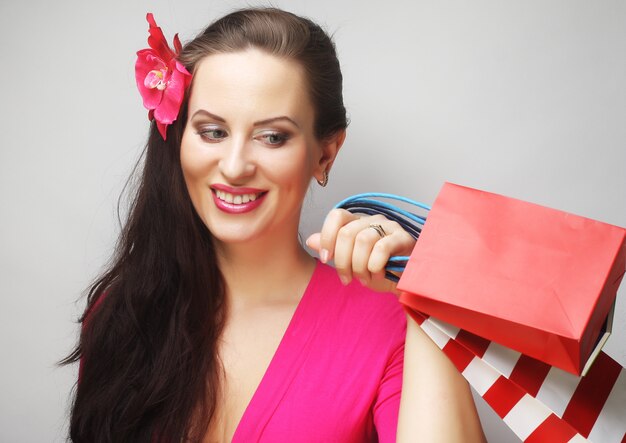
[265,147,315,192]
[180,134,211,198]
[182,128,214,172]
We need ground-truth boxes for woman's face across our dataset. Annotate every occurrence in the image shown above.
[180,49,329,246]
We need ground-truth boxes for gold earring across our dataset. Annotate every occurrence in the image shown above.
[317,170,329,187]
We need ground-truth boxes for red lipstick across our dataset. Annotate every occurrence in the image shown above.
[211,184,267,214]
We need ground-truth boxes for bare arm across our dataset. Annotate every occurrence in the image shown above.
[398,315,486,443]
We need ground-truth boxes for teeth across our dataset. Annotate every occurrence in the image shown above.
[215,190,262,205]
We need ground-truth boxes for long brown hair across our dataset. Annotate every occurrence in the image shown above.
[62,8,347,442]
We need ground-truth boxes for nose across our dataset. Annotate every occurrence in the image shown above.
[219,136,256,183]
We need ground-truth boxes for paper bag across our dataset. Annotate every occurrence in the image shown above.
[405,309,626,442]
[397,182,626,375]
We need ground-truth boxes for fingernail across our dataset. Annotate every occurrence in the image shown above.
[339,275,350,286]
[320,249,329,263]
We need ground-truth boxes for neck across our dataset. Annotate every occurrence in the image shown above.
[216,227,316,308]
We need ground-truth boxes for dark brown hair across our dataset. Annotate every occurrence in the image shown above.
[62,7,347,443]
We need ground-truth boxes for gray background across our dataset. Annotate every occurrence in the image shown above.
[1,0,624,441]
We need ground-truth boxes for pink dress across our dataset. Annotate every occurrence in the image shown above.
[232,261,407,442]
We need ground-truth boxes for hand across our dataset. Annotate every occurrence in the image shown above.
[306,208,416,293]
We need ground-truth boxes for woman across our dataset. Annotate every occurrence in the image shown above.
[64,8,484,442]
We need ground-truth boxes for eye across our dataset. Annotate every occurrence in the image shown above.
[256,131,290,147]
[197,126,228,143]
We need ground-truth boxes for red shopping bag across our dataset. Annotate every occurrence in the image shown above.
[397,182,626,375]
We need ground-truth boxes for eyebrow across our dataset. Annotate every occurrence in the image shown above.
[191,109,226,122]
[255,116,300,129]
[191,109,300,128]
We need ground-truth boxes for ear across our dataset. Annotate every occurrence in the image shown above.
[314,130,346,182]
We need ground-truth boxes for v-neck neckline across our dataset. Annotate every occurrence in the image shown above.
[230,259,323,442]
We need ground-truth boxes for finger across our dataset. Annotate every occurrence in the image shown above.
[305,232,321,253]
[367,227,416,275]
[351,226,383,284]
[353,218,408,285]
[332,218,367,284]
[356,219,416,291]
[368,228,416,293]
[319,208,360,264]
[333,214,388,285]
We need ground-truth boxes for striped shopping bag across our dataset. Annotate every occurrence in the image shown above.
[406,309,626,442]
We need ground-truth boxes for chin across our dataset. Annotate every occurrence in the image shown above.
[203,217,270,245]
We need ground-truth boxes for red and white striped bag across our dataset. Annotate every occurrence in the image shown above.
[406,310,626,442]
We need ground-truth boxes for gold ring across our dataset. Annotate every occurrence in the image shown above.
[369,223,387,239]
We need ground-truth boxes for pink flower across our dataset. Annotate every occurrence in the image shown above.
[135,13,192,140]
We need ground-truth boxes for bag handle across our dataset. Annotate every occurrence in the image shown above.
[334,193,430,281]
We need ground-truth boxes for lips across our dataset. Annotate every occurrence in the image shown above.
[211,184,267,214]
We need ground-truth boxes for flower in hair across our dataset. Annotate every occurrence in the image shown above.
[135,13,191,140]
